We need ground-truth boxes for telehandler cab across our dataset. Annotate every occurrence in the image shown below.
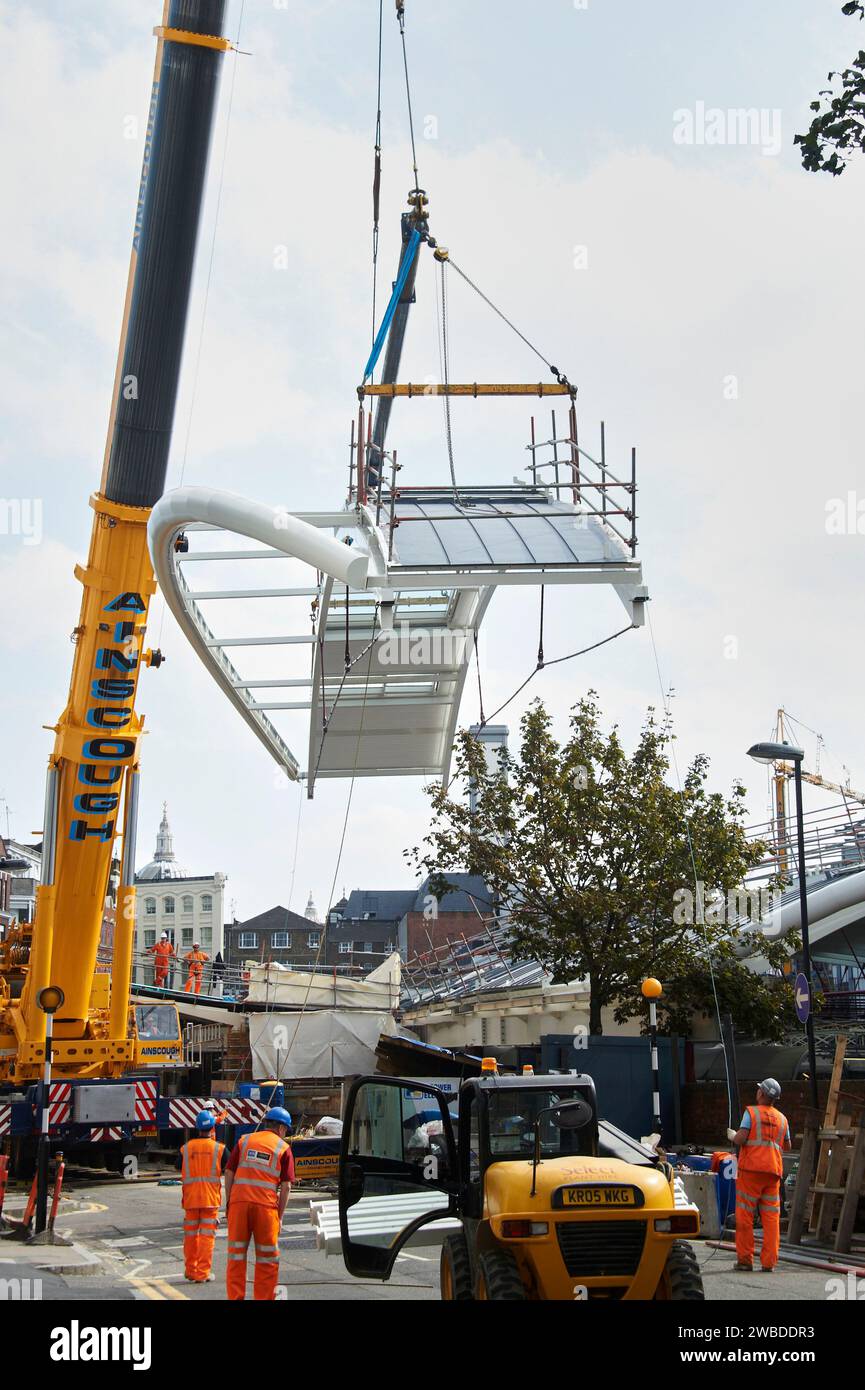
[339,1071,704,1300]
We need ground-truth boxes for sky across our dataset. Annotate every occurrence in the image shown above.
[1,0,863,922]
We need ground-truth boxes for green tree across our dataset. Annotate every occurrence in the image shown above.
[796,2,865,175]
[409,695,796,1038]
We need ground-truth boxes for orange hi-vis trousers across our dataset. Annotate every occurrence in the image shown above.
[183,1207,219,1281]
[226,1202,281,1300]
[735,1169,781,1269]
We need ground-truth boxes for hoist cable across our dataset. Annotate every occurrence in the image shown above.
[371,0,384,352]
[446,253,574,391]
[439,259,462,501]
[156,0,245,650]
[478,621,635,730]
[396,1,421,195]
[646,604,734,1130]
[312,605,382,786]
[282,628,379,1067]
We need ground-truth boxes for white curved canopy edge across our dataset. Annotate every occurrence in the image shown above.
[147,486,369,781]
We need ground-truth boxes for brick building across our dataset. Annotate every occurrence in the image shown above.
[402,874,495,957]
[225,900,325,973]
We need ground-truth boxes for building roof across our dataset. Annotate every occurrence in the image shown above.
[228,904,318,934]
[412,873,493,915]
[338,889,418,922]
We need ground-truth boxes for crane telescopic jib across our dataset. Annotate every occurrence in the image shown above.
[0,0,229,1084]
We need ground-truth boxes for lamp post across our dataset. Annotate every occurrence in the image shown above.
[641,977,663,1137]
[746,740,819,1112]
[34,985,64,1236]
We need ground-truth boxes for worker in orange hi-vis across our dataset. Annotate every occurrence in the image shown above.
[183,942,209,994]
[148,931,175,988]
[179,1110,227,1283]
[728,1077,791,1273]
[224,1108,294,1301]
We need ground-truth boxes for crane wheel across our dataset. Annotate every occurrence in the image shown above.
[655,1240,705,1300]
[440,1232,473,1300]
[474,1247,526,1301]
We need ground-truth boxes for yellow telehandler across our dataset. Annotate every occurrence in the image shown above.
[339,1070,704,1300]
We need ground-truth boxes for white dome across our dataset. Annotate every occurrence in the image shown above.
[137,859,187,881]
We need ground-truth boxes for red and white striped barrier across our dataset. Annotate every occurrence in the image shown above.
[89,1127,123,1143]
[166,1096,265,1129]
[48,1081,72,1128]
[134,1078,157,1122]
[0,1104,10,1140]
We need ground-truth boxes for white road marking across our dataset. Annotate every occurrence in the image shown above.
[395,1253,432,1263]
[103,1236,153,1248]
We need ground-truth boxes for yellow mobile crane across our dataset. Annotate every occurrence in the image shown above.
[0,3,229,1145]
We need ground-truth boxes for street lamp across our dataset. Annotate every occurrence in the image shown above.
[641,978,663,1138]
[746,739,819,1112]
[34,985,64,1236]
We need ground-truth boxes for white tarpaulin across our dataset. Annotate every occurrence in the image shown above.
[249,1008,399,1080]
[245,952,400,1011]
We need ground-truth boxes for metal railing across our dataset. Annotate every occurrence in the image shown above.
[97,943,386,1003]
[400,915,542,1008]
[525,413,637,555]
[745,799,865,887]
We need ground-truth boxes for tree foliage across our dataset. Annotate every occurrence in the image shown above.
[409,695,797,1038]
[796,2,865,175]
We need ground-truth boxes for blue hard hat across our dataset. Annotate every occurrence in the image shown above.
[264,1106,293,1129]
[195,1110,216,1131]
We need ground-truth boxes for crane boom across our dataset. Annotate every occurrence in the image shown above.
[0,0,229,1083]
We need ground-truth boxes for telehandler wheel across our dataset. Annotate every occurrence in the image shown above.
[656,1240,705,1300]
[440,1232,473,1300]
[474,1247,526,1300]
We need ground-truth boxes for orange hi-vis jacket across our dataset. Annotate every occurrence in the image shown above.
[180,1137,226,1209]
[151,940,175,962]
[738,1104,788,1178]
[229,1129,290,1209]
[185,949,208,975]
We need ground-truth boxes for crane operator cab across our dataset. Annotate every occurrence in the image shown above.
[132,1003,182,1066]
[338,1071,703,1301]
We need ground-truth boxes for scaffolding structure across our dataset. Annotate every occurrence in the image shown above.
[400,916,544,1008]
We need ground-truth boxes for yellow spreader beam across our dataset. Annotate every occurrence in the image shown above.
[359,382,574,398]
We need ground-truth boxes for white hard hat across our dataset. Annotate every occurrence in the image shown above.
[759,1077,781,1102]
[160,932,168,939]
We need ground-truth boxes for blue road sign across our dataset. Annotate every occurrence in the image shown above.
[794,972,811,1024]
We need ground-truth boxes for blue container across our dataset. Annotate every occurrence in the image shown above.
[238,1081,284,1108]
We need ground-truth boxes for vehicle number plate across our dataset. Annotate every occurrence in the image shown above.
[555,1185,640,1208]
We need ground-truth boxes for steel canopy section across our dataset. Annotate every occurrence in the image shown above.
[389,488,635,571]
[149,481,647,796]
[307,575,492,792]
